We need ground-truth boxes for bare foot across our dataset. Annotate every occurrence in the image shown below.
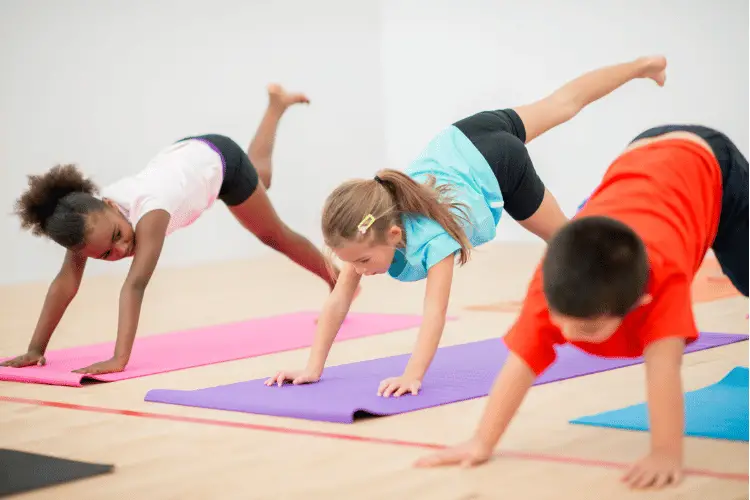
[267,83,310,110]
[639,55,667,87]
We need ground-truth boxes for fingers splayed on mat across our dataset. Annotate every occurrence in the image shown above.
[377,375,422,397]
[0,351,46,368]
[72,357,127,375]
[413,437,493,468]
[622,452,683,490]
[265,367,322,387]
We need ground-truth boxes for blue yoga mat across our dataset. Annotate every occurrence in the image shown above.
[570,366,749,442]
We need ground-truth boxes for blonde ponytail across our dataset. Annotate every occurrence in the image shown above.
[321,168,473,265]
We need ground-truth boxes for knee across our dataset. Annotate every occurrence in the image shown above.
[257,225,292,250]
[258,231,282,250]
[252,159,272,190]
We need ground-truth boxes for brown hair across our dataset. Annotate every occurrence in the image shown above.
[14,163,106,249]
[321,168,473,265]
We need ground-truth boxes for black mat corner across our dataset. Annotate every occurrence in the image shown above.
[0,448,114,497]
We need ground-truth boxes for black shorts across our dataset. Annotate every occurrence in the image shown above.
[453,108,546,221]
[631,125,749,296]
[178,134,259,206]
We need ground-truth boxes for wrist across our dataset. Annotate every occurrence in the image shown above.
[470,431,497,453]
[651,440,683,459]
[402,364,426,381]
[305,361,324,377]
[113,352,130,366]
[403,371,425,382]
[27,345,45,356]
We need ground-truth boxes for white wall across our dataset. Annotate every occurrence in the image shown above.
[1,0,747,285]
[0,0,386,284]
[382,0,749,242]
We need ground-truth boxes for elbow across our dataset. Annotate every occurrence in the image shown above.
[257,229,287,251]
[548,92,581,123]
[426,304,449,325]
[52,276,80,303]
[559,97,582,122]
[124,276,150,294]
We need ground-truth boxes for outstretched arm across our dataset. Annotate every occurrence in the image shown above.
[0,250,87,368]
[514,55,667,144]
[265,262,361,386]
[379,255,454,397]
[73,209,170,374]
[306,263,362,374]
[622,336,685,489]
[414,351,537,467]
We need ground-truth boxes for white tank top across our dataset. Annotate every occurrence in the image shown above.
[99,140,223,235]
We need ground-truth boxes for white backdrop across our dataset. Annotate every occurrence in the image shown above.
[382,0,749,241]
[1,0,747,285]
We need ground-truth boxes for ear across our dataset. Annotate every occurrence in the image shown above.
[102,198,118,210]
[386,224,402,246]
[637,294,653,307]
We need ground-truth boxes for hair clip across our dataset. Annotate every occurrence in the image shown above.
[357,214,376,234]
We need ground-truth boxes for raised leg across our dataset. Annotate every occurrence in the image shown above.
[228,183,338,291]
[248,83,310,190]
[516,189,569,242]
[513,55,667,144]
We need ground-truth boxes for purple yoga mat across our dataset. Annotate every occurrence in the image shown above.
[144,332,748,423]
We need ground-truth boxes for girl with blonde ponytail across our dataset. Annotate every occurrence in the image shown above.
[266,55,668,397]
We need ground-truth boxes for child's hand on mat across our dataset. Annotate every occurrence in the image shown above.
[377,375,421,397]
[72,357,127,375]
[0,351,46,368]
[413,437,493,468]
[265,368,321,387]
[622,451,683,489]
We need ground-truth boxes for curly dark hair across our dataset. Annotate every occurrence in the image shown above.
[14,164,107,249]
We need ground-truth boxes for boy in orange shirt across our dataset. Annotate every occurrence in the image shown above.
[415,124,748,489]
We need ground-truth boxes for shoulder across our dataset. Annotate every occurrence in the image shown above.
[402,214,460,254]
[637,266,698,348]
[389,215,461,282]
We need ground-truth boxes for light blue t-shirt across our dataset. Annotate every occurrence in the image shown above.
[387,125,504,282]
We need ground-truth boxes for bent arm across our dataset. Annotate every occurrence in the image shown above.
[306,263,361,374]
[112,210,170,364]
[27,250,88,355]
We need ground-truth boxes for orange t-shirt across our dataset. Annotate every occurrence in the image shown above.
[504,138,724,375]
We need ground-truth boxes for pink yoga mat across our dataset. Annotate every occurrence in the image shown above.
[0,312,439,387]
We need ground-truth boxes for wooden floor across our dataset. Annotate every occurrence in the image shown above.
[1,243,747,499]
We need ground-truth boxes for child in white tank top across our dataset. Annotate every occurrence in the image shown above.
[2,84,340,375]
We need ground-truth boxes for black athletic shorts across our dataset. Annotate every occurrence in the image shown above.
[178,134,260,206]
[631,125,749,296]
[453,108,546,221]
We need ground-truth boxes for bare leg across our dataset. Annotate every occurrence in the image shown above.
[248,83,310,189]
[513,55,667,144]
[516,189,569,242]
[228,183,338,291]
[505,56,667,241]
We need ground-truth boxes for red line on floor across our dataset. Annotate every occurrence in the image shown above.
[1,395,746,482]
